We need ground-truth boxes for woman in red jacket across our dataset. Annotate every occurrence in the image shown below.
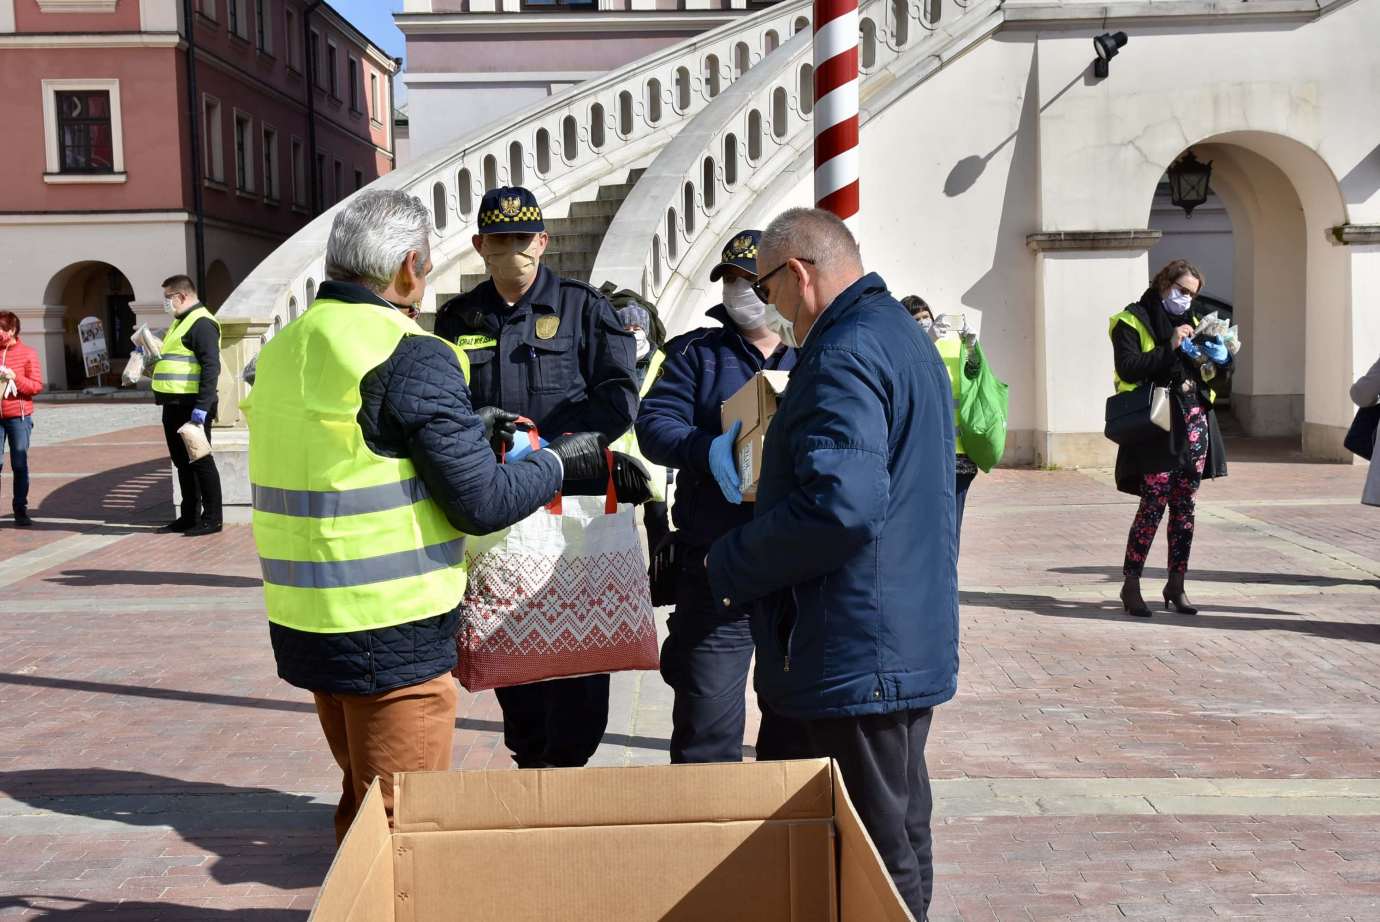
[0,311,45,526]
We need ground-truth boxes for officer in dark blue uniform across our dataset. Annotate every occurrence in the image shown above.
[634,230,797,763]
[436,186,639,768]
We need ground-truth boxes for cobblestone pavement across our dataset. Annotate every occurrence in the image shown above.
[1,410,1378,920]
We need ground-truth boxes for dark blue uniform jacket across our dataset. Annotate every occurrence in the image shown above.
[269,281,562,696]
[435,265,638,443]
[706,274,960,720]
[634,305,794,550]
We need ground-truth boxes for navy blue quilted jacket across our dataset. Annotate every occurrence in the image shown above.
[269,281,563,695]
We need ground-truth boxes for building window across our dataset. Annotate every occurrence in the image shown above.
[256,0,272,54]
[369,72,380,124]
[326,42,339,98]
[228,0,248,40]
[333,159,342,203]
[234,112,253,193]
[348,55,360,112]
[55,90,114,173]
[198,0,217,21]
[315,152,325,209]
[354,168,364,191]
[290,137,305,206]
[203,95,224,183]
[262,125,279,201]
[309,30,321,86]
[285,8,299,70]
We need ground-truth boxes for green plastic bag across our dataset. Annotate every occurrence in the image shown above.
[957,341,1008,473]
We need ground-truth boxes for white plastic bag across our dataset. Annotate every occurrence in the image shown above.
[121,350,146,387]
[132,324,163,363]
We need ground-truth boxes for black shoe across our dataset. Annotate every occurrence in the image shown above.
[183,521,223,537]
[1120,576,1152,617]
[161,518,197,533]
[13,511,32,528]
[1162,573,1199,615]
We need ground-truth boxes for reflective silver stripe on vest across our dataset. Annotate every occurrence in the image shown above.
[158,354,198,363]
[252,477,431,518]
[258,537,465,589]
[154,373,200,382]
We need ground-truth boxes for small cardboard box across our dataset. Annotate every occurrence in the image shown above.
[309,759,913,922]
[720,370,791,502]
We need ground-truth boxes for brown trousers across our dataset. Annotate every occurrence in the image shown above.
[313,673,458,843]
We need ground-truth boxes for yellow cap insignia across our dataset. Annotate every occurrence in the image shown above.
[535,315,560,340]
[500,195,523,217]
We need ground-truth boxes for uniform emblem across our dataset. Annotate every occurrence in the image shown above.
[730,235,754,257]
[500,195,523,218]
[535,315,560,340]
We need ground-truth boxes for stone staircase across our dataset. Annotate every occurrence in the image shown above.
[444,170,646,300]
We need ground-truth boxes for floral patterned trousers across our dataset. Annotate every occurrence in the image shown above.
[1122,404,1209,578]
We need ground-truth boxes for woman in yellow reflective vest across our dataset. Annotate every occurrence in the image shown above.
[1110,259,1233,618]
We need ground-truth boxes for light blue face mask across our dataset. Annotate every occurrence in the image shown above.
[1164,286,1194,316]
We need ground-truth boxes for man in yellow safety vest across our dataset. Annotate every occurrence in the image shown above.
[243,189,612,841]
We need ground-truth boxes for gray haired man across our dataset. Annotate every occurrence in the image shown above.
[245,189,613,840]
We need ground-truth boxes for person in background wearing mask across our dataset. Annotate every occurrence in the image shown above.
[435,186,643,769]
[154,275,223,536]
[615,302,671,555]
[0,312,44,527]
[903,295,981,547]
[635,230,797,764]
[1111,259,1231,617]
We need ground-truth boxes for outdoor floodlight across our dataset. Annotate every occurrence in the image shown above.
[1093,31,1128,79]
[1166,150,1214,218]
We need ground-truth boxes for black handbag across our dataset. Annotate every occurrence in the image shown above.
[1104,384,1171,446]
[1344,404,1380,460]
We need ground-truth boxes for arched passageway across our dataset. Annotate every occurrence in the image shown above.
[43,262,136,390]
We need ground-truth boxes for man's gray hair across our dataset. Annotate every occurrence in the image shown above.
[760,207,862,272]
[325,189,432,292]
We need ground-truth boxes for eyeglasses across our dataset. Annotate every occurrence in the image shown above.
[752,257,815,303]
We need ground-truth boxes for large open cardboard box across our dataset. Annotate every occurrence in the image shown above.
[309,758,913,922]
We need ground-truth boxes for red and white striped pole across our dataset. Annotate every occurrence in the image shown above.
[813,0,860,223]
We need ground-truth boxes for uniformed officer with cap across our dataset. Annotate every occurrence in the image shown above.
[633,229,798,764]
[436,186,641,769]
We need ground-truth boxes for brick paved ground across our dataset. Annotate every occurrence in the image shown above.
[1,409,1378,920]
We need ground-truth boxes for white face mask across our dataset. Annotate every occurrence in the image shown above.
[917,317,933,333]
[722,278,767,329]
[1164,285,1194,316]
[632,329,651,361]
[763,303,797,349]
[163,297,176,315]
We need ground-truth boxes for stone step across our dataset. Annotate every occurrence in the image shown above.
[544,215,616,236]
[569,199,623,219]
[544,233,602,256]
[596,182,637,202]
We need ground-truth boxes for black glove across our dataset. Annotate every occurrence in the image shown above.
[546,432,610,482]
[475,406,519,455]
[610,452,654,505]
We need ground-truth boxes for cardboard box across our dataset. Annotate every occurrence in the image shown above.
[720,370,791,502]
[310,759,912,922]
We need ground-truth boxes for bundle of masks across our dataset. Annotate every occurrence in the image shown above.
[1187,311,1243,383]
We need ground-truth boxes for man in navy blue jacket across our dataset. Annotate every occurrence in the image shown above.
[635,230,796,764]
[707,208,959,920]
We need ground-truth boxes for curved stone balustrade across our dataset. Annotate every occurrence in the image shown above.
[218,0,822,333]
[591,0,1008,329]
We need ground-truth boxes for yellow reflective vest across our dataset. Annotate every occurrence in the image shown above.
[242,298,472,634]
[934,336,965,456]
[152,305,220,396]
[1109,309,1215,404]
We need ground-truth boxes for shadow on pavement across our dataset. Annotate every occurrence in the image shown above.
[1048,565,1380,589]
[35,458,169,524]
[43,569,262,589]
[0,769,333,891]
[962,590,1380,643]
[0,898,303,921]
[0,672,672,754]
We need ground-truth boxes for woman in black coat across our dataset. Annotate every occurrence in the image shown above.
[1111,259,1231,617]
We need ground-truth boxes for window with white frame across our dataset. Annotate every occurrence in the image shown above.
[354,168,364,191]
[203,95,224,184]
[228,0,248,40]
[285,8,300,70]
[234,111,254,193]
[41,79,127,183]
[198,0,217,20]
[369,72,380,123]
[290,137,305,206]
[309,30,322,86]
[348,54,360,112]
[256,0,273,54]
[262,125,279,201]
[326,41,339,98]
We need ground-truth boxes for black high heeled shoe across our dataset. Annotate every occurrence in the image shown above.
[1120,576,1152,618]
[1162,573,1199,615]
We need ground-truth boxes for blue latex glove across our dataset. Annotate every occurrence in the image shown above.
[1179,338,1201,360]
[190,408,208,425]
[709,420,743,505]
[1202,336,1229,365]
[506,434,548,462]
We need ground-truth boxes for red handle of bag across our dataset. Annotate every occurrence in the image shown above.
[500,417,616,516]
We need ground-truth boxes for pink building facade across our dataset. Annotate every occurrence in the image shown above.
[0,0,397,390]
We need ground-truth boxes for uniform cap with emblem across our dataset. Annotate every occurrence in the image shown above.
[477,185,545,234]
[709,229,761,282]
